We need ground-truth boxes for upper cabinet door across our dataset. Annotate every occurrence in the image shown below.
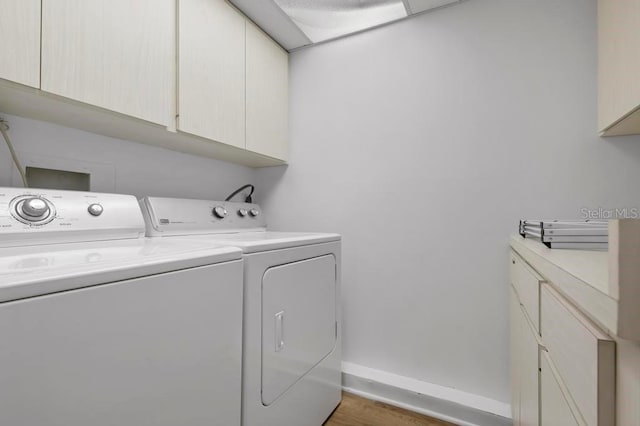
[178,0,246,149]
[0,0,41,88]
[41,0,175,127]
[246,22,289,161]
[598,0,640,135]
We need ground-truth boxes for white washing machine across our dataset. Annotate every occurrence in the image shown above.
[0,188,244,426]
[140,196,342,426]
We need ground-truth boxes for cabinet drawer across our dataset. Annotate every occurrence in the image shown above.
[541,351,581,426]
[541,284,615,426]
[510,250,543,332]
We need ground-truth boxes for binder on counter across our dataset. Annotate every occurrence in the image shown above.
[518,219,608,251]
[521,220,607,229]
[543,228,608,236]
[543,242,608,250]
[542,235,608,243]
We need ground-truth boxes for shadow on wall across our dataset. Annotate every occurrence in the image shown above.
[255,165,287,203]
[606,134,640,161]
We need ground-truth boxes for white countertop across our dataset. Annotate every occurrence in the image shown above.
[510,234,618,337]
[512,219,640,342]
[510,235,610,296]
[0,238,242,303]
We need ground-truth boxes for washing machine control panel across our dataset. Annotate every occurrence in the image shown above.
[0,187,145,247]
[141,196,267,237]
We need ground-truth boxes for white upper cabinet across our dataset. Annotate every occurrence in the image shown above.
[41,0,175,126]
[0,0,41,88]
[178,0,246,149]
[246,21,289,161]
[598,0,640,135]
[0,0,288,166]
[178,1,289,160]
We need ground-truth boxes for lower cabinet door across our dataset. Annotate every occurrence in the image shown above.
[519,304,540,426]
[510,284,540,426]
[510,286,522,425]
[541,351,580,426]
[541,284,615,426]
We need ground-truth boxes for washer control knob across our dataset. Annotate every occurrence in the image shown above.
[249,208,260,217]
[213,206,228,219]
[21,198,49,218]
[88,204,104,217]
[238,208,248,217]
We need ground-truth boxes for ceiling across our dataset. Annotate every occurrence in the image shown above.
[229,0,463,51]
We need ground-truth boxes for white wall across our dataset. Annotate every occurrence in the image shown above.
[0,114,254,199]
[256,0,640,405]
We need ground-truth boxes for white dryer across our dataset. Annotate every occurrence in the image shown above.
[0,188,244,426]
[140,196,342,426]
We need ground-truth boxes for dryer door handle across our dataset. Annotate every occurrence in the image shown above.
[275,311,285,352]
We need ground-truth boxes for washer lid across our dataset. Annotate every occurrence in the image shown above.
[185,231,341,253]
[0,238,242,303]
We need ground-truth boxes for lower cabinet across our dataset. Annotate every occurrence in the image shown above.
[541,284,615,426]
[510,249,615,425]
[540,351,580,426]
[519,312,540,426]
[509,287,522,424]
[510,285,539,426]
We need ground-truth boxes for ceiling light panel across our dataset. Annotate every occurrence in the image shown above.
[406,0,460,14]
[273,0,408,43]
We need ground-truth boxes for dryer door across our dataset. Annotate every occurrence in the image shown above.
[261,254,337,406]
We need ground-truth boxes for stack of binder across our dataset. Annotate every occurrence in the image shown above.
[519,220,608,250]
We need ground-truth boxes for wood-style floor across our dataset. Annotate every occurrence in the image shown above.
[324,392,456,426]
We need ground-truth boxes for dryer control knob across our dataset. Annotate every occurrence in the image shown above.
[213,206,228,219]
[88,204,104,216]
[21,198,50,218]
[249,208,260,217]
[238,208,248,217]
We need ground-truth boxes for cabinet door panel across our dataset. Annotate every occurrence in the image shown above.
[246,21,289,160]
[511,282,539,426]
[510,286,522,426]
[541,351,580,426]
[598,0,640,132]
[541,284,615,426]
[519,305,539,426]
[510,250,543,332]
[0,0,40,88]
[41,0,174,126]
[178,0,246,149]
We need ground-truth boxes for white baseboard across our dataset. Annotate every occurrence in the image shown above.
[341,362,512,426]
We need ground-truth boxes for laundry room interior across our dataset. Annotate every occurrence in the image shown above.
[1,0,640,425]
